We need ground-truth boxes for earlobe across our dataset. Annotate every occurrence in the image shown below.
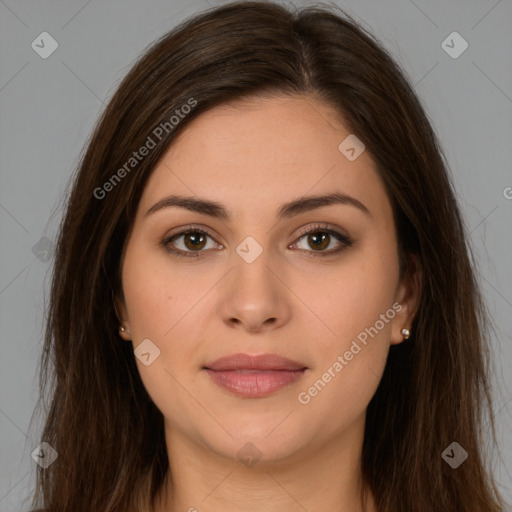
[391,253,422,345]
[113,291,131,340]
[118,324,132,340]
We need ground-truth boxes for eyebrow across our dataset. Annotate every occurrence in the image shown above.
[145,192,371,220]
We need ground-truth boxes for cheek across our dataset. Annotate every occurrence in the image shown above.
[121,239,208,340]
[121,239,214,388]
[121,243,210,434]
[298,239,399,351]
[293,236,399,411]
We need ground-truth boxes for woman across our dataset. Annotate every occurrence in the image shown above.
[29,1,508,511]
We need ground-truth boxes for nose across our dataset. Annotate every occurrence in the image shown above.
[220,247,292,334]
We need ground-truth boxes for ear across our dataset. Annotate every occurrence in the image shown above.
[390,253,422,345]
[114,293,132,340]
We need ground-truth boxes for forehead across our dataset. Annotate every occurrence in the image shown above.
[137,94,391,222]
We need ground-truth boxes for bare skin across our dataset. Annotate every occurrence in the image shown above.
[116,93,421,512]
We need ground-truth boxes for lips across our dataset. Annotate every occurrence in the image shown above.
[204,353,307,398]
[205,353,306,371]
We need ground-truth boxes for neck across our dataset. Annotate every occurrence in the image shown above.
[152,412,377,512]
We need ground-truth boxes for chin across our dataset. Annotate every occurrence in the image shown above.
[200,420,311,467]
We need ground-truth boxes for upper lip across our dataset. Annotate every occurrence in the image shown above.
[204,353,307,371]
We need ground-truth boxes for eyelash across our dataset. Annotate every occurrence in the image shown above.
[161,223,353,259]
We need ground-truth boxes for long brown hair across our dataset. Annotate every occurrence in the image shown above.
[29,1,508,510]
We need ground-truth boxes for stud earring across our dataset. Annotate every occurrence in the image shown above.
[401,328,410,340]
[120,326,126,332]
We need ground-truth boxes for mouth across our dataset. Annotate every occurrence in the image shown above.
[203,353,307,398]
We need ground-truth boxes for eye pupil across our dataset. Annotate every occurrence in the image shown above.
[166,227,348,258]
[308,232,329,250]
[185,233,206,250]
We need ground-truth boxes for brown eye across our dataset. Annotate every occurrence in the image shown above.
[305,232,330,251]
[162,224,352,259]
[182,232,207,251]
[292,226,353,256]
[163,228,222,258]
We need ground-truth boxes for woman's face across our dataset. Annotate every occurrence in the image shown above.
[117,93,417,465]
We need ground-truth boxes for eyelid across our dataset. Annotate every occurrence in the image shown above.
[162,222,352,257]
[289,223,353,256]
[166,223,219,239]
[162,224,222,258]
[294,222,348,240]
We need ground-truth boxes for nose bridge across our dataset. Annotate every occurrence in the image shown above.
[232,233,277,294]
[220,232,291,332]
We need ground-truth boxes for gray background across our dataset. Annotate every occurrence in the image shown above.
[1,0,511,510]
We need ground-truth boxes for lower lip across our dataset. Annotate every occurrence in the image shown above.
[204,369,306,398]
